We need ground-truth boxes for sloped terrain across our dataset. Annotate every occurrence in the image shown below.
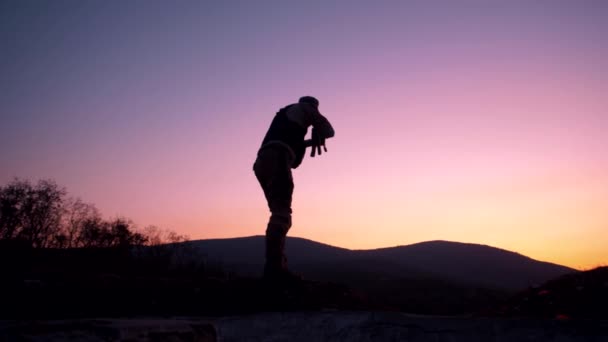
[491,266,608,319]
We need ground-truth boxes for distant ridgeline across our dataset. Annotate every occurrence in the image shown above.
[183,236,575,291]
[2,178,597,319]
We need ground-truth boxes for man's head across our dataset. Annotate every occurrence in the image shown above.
[299,96,319,108]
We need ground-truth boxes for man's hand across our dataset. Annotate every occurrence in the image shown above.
[306,128,328,157]
[310,141,327,157]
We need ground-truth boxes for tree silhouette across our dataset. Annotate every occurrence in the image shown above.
[0,179,65,247]
[59,198,100,248]
[0,178,186,249]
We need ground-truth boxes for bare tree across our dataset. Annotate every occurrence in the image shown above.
[107,218,147,248]
[142,225,189,246]
[0,178,29,240]
[60,198,101,248]
[143,225,163,246]
[1,178,187,249]
[0,179,65,247]
[76,217,106,248]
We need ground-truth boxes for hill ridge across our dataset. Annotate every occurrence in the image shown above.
[185,235,575,291]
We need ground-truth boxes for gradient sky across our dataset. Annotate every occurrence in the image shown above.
[1,1,607,269]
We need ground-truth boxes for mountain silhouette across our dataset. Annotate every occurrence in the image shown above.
[184,236,574,291]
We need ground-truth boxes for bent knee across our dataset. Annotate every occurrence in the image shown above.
[269,212,292,230]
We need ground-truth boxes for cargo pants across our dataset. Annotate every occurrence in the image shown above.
[253,146,294,275]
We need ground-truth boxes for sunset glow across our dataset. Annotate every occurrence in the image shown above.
[1,1,607,269]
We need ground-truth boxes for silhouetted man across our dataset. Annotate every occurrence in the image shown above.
[254,96,335,283]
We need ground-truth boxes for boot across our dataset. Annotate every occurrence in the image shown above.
[264,224,301,284]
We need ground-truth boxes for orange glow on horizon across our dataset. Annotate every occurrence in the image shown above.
[2,1,606,272]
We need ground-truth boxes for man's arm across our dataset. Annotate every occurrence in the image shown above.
[310,111,335,140]
[289,102,334,156]
[306,107,334,157]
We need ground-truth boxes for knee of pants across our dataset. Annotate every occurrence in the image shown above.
[268,213,292,233]
[269,212,291,227]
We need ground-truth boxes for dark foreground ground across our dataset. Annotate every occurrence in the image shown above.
[2,312,608,341]
[1,246,606,340]
[0,245,503,318]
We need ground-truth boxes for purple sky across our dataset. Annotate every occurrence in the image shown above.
[1,1,607,268]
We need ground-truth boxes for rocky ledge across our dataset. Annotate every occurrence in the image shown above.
[2,311,607,341]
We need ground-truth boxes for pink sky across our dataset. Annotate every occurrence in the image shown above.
[1,1,607,269]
